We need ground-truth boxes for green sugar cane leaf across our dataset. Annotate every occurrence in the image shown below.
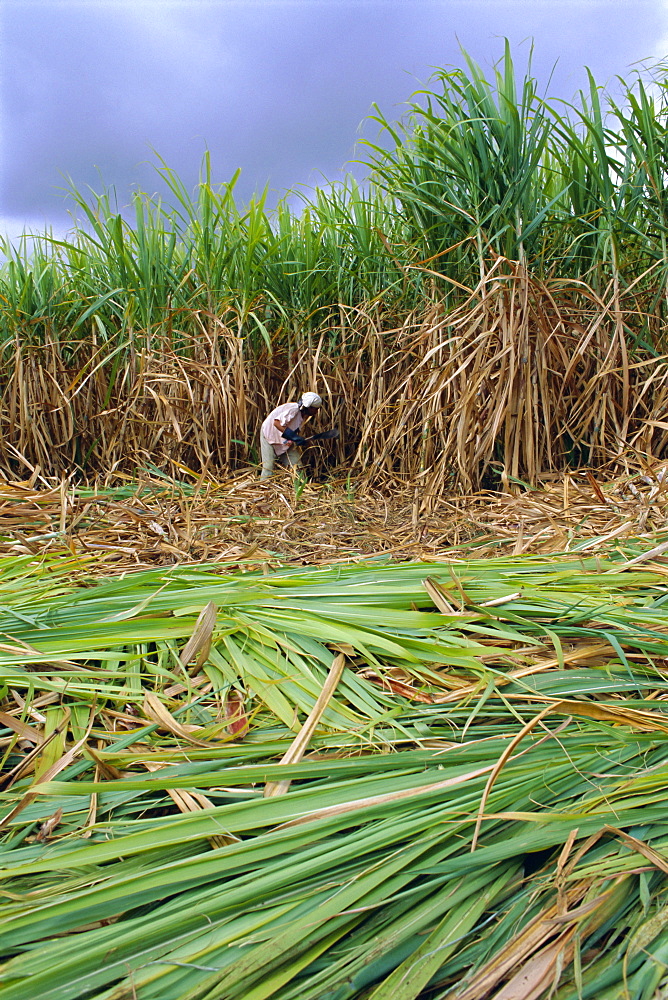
[237,607,406,662]
[176,838,435,1000]
[461,677,496,738]
[600,628,632,673]
[221,635,298,729]
[92,908,295,1000]
[219,919,362,1000]
[269,645,368,728]
[367,864,519,1000]
[206,645,242,685]
[626,900,668,962]
[101,582,171,621]
[538,625,564,668]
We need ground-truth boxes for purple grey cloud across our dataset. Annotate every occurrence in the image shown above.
[1,0,665,233]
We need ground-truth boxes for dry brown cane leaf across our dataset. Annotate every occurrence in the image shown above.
[142,692,222,748]
[0,707,92,830]
[143,761,238,848]
[0,711,45,745]
[179,600,217,671]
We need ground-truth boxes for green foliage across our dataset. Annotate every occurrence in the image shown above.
[4,46,668,345]
[2,543,668,996]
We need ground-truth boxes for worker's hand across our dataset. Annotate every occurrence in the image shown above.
[281,426,307,445]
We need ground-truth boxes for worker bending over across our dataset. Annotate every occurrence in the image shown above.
[260,392,323,479]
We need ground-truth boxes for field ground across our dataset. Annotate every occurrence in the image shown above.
[1,463,666,570]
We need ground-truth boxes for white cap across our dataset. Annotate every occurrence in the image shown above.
[300,392,323,409]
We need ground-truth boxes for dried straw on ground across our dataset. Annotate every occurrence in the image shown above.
[0,463,665,571]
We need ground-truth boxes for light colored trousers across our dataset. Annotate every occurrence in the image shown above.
[260,434,303,479]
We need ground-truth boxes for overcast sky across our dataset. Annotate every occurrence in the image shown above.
[2,0,668,239]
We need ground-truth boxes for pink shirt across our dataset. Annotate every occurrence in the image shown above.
[261,402,303,455]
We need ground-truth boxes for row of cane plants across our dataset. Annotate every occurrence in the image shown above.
[2,47,668,486]
[3,540,668,996]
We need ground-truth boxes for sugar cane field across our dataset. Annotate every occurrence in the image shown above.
[6,48,668,999]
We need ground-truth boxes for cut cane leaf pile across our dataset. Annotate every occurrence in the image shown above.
[3,538,668,998]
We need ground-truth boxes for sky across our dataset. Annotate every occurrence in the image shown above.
[2,0,668,240]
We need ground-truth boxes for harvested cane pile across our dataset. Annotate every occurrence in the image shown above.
[2,485,668,997]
